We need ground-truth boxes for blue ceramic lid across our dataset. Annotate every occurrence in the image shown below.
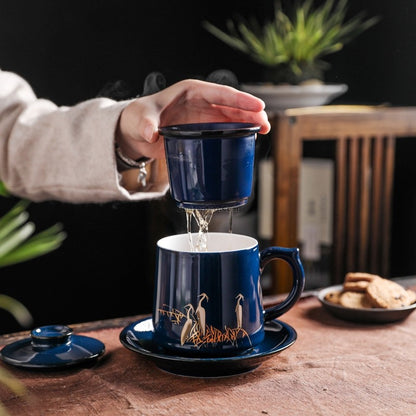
[159,122,261,138]
[0,325,105,369]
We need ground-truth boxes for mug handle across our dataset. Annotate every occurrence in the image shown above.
[260,247,305,322]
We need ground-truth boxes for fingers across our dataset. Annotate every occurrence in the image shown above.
[159,79,266,113]
[143,123,157,143]
[194,81,266,112]
[121,98,159,143]
[156,80,271,134]
[117,79,271,161]
[116,98,162,160]
[210,104,271,134]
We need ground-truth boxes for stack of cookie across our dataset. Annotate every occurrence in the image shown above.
[325,272,416,309]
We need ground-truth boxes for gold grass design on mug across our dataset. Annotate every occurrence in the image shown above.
[158,305,186,325]
[158,292,251,348]
[188,325,252,348]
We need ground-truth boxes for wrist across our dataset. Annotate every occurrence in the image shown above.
[115,144,154,187]
[115,114,143,160]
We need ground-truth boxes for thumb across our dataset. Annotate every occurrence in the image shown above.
[142,121,159,143]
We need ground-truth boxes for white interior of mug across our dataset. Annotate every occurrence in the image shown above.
[157,232,258,253]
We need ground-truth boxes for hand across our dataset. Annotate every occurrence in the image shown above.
[116,79,271,160]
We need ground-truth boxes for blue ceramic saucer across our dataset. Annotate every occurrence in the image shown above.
[119,317,297,377]
[0,325,105,369]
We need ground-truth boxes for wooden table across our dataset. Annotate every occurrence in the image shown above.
[1,284,416,416]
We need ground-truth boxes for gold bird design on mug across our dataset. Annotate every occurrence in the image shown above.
[196,293,209,337]
[158,292,251,348]
[235,294,244,329]
[180,304,194,346]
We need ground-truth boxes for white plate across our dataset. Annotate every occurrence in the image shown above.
[242,83,348,113]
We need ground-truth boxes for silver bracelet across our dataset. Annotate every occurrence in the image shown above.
[115,144,154,187]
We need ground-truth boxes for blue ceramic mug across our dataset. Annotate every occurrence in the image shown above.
[159,122,260,209]
[152,232,305,356]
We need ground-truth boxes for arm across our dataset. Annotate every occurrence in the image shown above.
[0,71,270,203]
[0,70,168,202]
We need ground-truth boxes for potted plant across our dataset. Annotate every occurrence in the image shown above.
[0,182,66,414]
[203,0,379,111]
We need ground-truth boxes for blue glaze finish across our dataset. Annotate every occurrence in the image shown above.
[120,317,297,377]
[152,233,304,357]
[261,247,305,321]
[159,122,260,209]
[153,241,263,356]
[31,324,73,349]
[0,325,105,369]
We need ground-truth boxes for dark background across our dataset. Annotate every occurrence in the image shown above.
[1,0,416,334]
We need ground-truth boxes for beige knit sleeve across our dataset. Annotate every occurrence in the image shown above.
[0,70,168,203]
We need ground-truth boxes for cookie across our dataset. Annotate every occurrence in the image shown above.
[339,291,372,309]
[324,290,342,305]
[343,280,370,293]
[345,272,381,282]
[366,278,413,308]
[406,289,416,305]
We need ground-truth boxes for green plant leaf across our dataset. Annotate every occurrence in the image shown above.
[0,367,26,396]
[0,187,65,415]
[0,222,35,259]
[0,182,10,197]
[203,0,379,83]
[0,201,66,268]
[0,200,30,232]
[0,212,30,242]
[202,21,250,54]
[0,224,66,268]
[0,294,33,327]
[0,366,27,416]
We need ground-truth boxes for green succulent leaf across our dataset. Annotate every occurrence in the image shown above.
[203,0,380,83]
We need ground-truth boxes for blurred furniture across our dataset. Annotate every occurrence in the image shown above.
[270,106,416,293]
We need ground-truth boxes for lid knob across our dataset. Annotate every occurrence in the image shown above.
[31,325,73,349]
